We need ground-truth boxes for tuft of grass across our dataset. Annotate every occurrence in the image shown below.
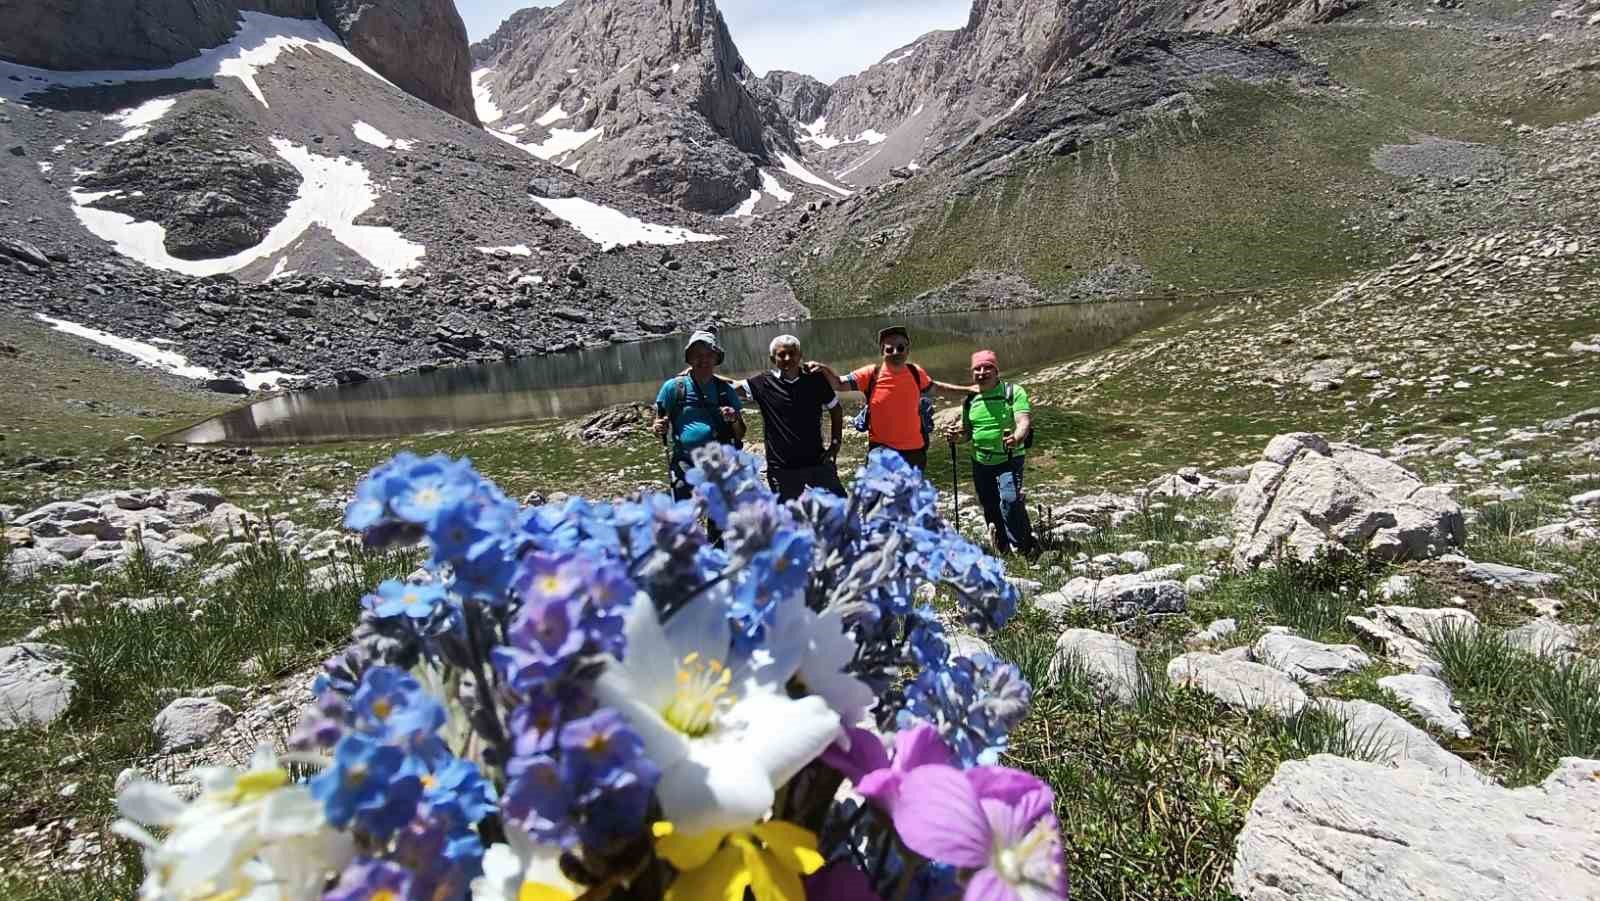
[1250,550,1374,641]
[1430,621,1600,785]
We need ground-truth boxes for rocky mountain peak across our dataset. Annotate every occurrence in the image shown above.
[0,0,479,125]
[470,0,824,214]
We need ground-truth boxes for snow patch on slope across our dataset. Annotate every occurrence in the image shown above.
[105,98,176,144]
[760,171,794,204]
[798,117,887,150]
[471,68,503,124]
[536,103,569,126]
[1007,93,1029,115]
[34,314,301,389]
[475,244,532,256]
[71,138,424,278]
[490,124,602,161]
[1,14,389,108]
[722,187,761,219]
[882,47,917,66]
[531,196,720,251]
[777,153,852,197]
[353,121,415,151]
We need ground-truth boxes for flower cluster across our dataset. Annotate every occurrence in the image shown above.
[115,446,1060,900]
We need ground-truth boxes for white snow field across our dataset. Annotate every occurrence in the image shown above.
[71,138,425,278]
[105,98,177,144]
[352,121,415,151]
[530,197,721,251]
[777,152,853,197]
[720,170,796,218]
[475,244,533,256]
[471,68,503,124]
[488,123,603,161]
[0,14,389,107]
[34,314,301,389]
[535,103,569,126]
[799,117,888,151]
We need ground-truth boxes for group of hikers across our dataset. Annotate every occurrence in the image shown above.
[651,325,1039,557]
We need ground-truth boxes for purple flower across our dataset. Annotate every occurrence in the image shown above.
[823,723,955,814]
[890,765,1068,901]
[349,666,446,747]
[324,857,414,901]
[805,861,883,901]
[559,708,646,783]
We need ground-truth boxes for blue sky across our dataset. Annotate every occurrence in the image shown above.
[456,0,971,82]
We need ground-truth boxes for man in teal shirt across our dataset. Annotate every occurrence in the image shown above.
[946,349,1038,556]
[653,330,746,507]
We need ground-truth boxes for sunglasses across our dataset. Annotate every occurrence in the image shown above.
[883,343,909,353]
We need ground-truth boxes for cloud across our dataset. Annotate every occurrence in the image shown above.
[456,0,971,83]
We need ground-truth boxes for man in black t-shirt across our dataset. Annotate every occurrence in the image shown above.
[734,334,847,501]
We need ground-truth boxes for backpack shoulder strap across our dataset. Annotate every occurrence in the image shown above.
[864,364,882,401]
[909,363,930,391]
[962,392,975,428]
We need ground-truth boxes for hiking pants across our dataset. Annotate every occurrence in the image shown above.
[972,457,1037,555]
[767,462,846,502]
[670,451,723,545]
[869,442,928,471]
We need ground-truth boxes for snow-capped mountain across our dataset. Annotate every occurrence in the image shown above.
[467,0,855,215]
[0,7,812,389]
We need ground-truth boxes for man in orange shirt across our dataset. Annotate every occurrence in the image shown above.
[810,325,976,470]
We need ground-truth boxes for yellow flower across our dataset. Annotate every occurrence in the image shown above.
[653,819,825,901]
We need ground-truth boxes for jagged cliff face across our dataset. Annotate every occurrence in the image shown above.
[470,0,804,214]
[776,0,1324,188]
[0,0,478,125]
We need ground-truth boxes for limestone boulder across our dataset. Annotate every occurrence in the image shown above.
[1168,652,1308,716]
[0,644,75,730]
[1050,629,1145,704]
[1253,632,1372,685]
[1232,434,1465,569]
[1232,755,1600,900]
[153,697,236,752]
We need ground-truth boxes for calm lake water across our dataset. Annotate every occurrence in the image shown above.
[172,300,1216,444]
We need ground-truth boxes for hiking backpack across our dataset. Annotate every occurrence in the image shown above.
[668,376,743,450]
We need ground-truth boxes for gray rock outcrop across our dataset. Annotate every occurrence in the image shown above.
[0,644,75,730]
[1378,673,1471,739]
[1252,632,1372,685]
[1232,433,1466,569]
[1049,629,1145,704]
[1232,755,1600,900]
[153,696,236,752]
[1168,652,1308,716]
[1035,572,1188,620]
[1346,605,1478,672]
[317,0,480,126]
[1313,698,1486,784]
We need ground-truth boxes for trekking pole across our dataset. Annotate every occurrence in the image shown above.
[948,434,961,532]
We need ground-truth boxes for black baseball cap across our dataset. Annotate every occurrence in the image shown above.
[877,325,910,345]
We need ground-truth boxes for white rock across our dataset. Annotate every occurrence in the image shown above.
[1168,652,1308,716]
[1572,489,1600,508]
[1504,619,1581,658]
[948,633,994,660]
[5,546,68,579]
[1193,535,1233,554]
[0,644,75,730]
[1232,435,1465,569]
[1458,560,1562,591]
[1262,432,1331,465]
[1378,673,1471,739]
[1050,629,1145,704]
[1005,577,1042,600]
[152,696,235,752]
[1232,755,1600,900]
[1185,574,1218,594]
[1253,633,1372,685]
[1314,698,1486,784]
[1117,550,1151,573]
[1187,617,1237,647]
[1346,605,1478,672]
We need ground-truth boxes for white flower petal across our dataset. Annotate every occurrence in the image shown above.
[657,750,776,835]
[616,595,682,709]
[117,779,187,826]
[594,669,693,774]
[729,689,841,790]
[662,592,734,664]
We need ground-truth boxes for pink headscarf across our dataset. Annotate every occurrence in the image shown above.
[971,349,999,370]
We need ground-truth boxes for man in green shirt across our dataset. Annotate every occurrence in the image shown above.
[946,349,1038,556]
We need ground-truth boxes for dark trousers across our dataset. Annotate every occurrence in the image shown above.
[767,461,846,502]
[869,442,928,471]
[972,456,1036,555]
[670,453,722,545]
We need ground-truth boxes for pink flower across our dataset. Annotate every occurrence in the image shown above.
[823,723,955,814]
[891,765,1068,901]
